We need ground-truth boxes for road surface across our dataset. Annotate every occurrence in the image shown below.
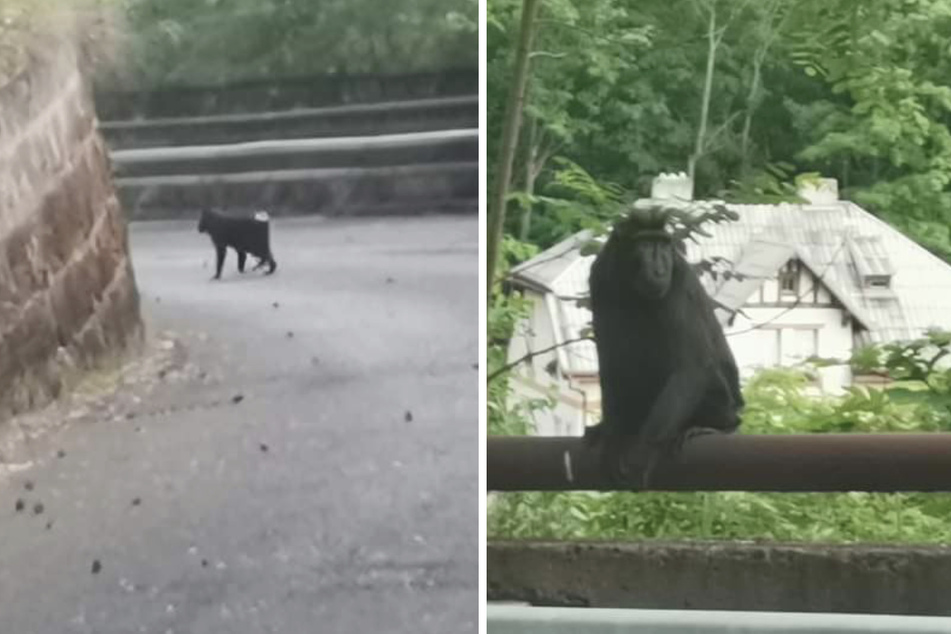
[0,215,478,633]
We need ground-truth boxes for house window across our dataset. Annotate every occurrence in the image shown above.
[848,236,894,290]
[781,328,820,365]
[778,261,799,296]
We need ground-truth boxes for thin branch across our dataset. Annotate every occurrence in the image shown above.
[529,51,568,60]
[533,19,653,50]
[488,336,594,383]
[704,110,744,151]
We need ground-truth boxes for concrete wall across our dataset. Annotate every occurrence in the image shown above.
[488,540,951,616]
[0,45,142,421]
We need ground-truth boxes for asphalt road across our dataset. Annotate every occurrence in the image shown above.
[0,215,478,633]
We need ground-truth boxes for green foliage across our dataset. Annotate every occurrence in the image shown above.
[115,0,478,87]
[488,0,951,257]
[523,158,629,248]
[488,236,554,436]
[719,163,809,204]
[489,489,951,544]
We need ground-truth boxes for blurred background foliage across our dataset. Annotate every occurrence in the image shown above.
[115,0,478,87]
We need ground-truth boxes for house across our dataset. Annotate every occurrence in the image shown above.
[506,174,951,437]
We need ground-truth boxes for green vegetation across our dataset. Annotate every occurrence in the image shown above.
[2,0,477,88]
[116,0,478,88]
[488,0,951,545]
[488,0,951,259]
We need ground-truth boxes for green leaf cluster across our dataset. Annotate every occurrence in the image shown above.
[112,0,478,87]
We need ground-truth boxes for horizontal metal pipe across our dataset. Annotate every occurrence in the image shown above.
[110,128,478,164]
[487,434,951,492]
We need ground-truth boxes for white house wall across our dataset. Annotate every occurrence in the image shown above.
[507,290,596,437]
[724,305,853,390]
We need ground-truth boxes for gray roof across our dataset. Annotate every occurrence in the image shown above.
[509,199,951,375]
[712,237,875,331]
[508,230,593,292]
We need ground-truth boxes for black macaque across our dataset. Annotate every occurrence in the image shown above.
[198,209,277,280]
[584,209,743,488]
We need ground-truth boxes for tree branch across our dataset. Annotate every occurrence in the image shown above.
[704,110,744,150]
[529,51,568,60]
[488,335,594,383]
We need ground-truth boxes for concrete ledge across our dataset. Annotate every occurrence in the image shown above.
[116,162,478,220]
[488,540,951,616]
[110,129,479,177]
[99,96,478,149]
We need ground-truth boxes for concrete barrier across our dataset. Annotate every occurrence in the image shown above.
[488,540,951,616]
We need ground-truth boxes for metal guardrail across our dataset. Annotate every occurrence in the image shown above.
[110,129,479,165]
[98,95,479,130]
[487,434,951,492]
[487,605,951,633]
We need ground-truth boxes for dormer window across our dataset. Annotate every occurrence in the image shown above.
[849,236,894,290]
[778,261,799,295]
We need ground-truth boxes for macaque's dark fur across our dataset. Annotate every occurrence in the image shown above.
[585,212,743,487]
[198,209,277,279]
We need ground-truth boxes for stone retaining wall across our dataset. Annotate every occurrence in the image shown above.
[0,45,142,421]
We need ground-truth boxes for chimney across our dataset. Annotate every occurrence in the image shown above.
[650,172,693,201]
[797,177,839,204]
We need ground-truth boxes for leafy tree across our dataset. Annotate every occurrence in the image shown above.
[111,0,478,87]
[487,0,543,301]
[783,0,951,259]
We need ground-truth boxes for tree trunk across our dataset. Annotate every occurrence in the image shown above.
[487,0,543,302]
[740,53,763,176]
[741,1,785,176]
[519,117,539,241]
[688,1,718,200]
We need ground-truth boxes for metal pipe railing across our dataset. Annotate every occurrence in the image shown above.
[487,433,951,492]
